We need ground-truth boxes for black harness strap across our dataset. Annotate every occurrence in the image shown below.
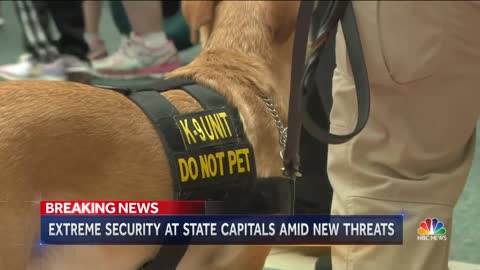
[128,91,186,199]
[145,77,197,92]
[128,91,178,121]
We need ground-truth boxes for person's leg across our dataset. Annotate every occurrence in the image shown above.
[109,0,132,36]
[0,0,65,81]
[30,1,55,49]
[108,1,180,36]
[45,0,90,76]
[109,0,189,50]
[83,1,102,35]
[45,0,88,61]
[328,2,480,270]
[162,7,193,51]
[11,0,50,60]
[93,0,181,78]
[123,0,163,35]
[14,0,58,62]
[87,0,131,76]
[82,0,107,60]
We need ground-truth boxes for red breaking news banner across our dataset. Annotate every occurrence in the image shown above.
[40,201,206,215]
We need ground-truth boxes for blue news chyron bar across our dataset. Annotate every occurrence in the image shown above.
[41,215,403,245]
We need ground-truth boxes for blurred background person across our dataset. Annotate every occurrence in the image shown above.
[0,0,88,81]
[84,1,183,78]
[82,1,108,61]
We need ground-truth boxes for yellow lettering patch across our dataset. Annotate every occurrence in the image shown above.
[175,109,237,150]
[176,147,254,184]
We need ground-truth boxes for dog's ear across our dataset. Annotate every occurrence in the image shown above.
[182,1,218,44]
[265,1,300,43]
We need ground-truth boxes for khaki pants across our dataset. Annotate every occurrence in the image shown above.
[329,2,480,270]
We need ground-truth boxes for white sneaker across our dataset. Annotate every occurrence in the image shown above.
[92,34,181,79]
[28,58,66,81]
[0,54,33,80]
[0,54,66,81]
[91,36,129,71]
[61,55,91,73]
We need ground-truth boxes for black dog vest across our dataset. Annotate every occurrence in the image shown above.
[129,78,257,201]
[97,77,293,269]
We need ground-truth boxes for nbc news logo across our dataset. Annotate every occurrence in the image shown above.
[417,218,447,241]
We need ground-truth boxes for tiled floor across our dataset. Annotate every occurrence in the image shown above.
[0,1,478,269]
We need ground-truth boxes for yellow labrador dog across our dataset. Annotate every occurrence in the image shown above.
[0,1,300,269]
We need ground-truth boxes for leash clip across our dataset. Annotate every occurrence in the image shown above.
[281,167,302,179]
[281,163,303,179]
[280,150,302,179]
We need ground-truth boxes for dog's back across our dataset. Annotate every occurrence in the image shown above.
[0,81,173,200]
[0,81,176,269]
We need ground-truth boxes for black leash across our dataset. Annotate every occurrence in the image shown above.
[280,0,315,214]
[282,0,370,185]
[301,1,370,144]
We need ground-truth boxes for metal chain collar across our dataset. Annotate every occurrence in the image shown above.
[261,96,288,160]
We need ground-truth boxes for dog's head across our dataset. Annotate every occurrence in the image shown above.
[179,1,301,122]
[182,1,300,46]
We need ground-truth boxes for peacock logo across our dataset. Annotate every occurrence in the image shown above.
[417,218,447,240]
